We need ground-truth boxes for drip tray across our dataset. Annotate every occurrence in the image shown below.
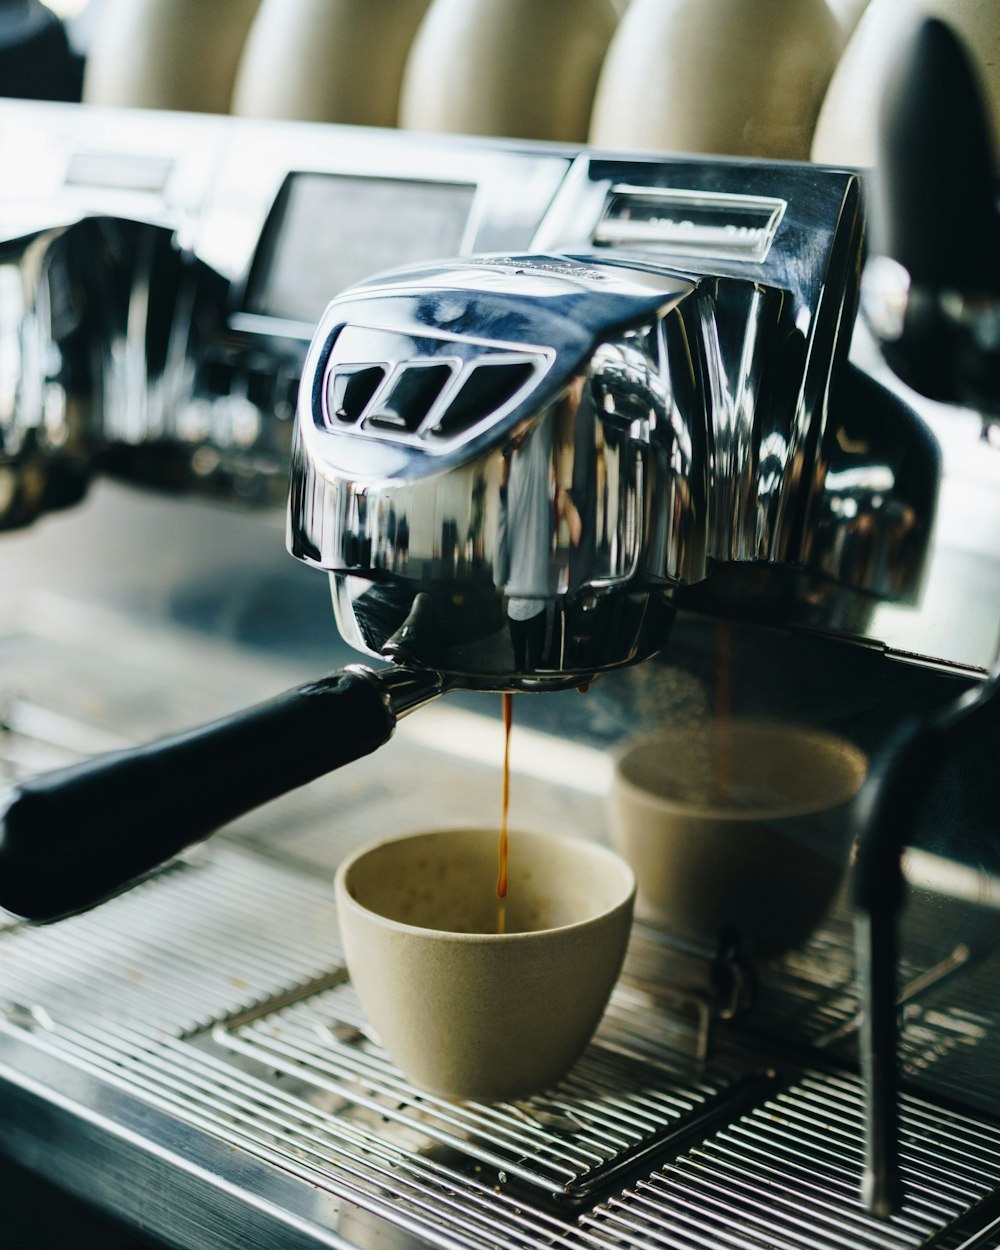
[2,597,1000,1249]
[4,846,1000,1250]
[206,977,776,1210]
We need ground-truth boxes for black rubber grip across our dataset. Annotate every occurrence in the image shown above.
[0,668,394,922]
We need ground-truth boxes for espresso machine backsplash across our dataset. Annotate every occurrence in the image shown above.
[0,25,999,1248]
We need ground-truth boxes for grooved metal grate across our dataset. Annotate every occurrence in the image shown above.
[3,847,1000,1250]
[213,977,768,1204]
[899,949,1000,1121]
[572,1073,1000,1250]
[10,1014,570,1250]
[747,895,1000,1086]
[0,848,341,1036]
[2,602,1000,1248]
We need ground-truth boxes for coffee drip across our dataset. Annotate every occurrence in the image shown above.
[496,692,512,934]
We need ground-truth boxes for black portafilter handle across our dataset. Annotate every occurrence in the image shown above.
[864,17,1000,409]
[0,664,443,924]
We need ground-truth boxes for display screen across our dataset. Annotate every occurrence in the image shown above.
[246,172,477,324]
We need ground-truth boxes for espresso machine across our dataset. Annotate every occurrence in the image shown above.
[0,15,998,1250]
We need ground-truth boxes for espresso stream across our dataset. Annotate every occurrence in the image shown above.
[497,692,513,933]
[492,626,735,933]
[493,625,733,933]
[715,620,734,803]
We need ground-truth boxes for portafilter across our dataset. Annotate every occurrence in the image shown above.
[0,255,707,922]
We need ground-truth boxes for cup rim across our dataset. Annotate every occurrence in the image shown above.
[611,719,868,821]
[334,826,636,944]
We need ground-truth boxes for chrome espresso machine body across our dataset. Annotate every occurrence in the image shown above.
[0,54,998,1250]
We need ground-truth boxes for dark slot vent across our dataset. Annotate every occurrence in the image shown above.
[365,364,453,433]
[326,365,386,425]
[429,361,535,439]
[246,369,275,410]
[202,357,233,397]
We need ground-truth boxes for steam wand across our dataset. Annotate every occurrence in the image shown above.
[851,667,1000,1217]
[850,723,927,1218]
[856,15,1000,1217]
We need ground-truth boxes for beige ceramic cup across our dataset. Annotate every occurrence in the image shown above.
[609,721,867,958]
[334,827,635,1101]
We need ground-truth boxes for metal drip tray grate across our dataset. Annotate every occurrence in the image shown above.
[2,598,1000,1248]
[3,846,1000,1250]
[211,979,772,1207]
[0,848,342,1036]
[899,949,1000,1120]
[573,1073,1000,1250]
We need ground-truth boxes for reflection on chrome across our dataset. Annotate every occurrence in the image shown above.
[0,220,95,528]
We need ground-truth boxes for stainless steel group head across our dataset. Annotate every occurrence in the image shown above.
[289,254,702,688]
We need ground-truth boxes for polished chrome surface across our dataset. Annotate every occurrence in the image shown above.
[287,164,939,685]
[0,99,572,509]
[591,184,787,264]
[535,153,1000,673]
[0,219,96,528]
[349,663,449,720]
[290,255,698,686]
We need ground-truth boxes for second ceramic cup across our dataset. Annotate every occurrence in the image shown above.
[609,720,867,958]
[334,827,635,1102]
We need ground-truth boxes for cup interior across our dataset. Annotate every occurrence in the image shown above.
[339,827,634,936]
[615,720,867,820]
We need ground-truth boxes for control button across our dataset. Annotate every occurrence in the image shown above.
[246,368,275,410]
